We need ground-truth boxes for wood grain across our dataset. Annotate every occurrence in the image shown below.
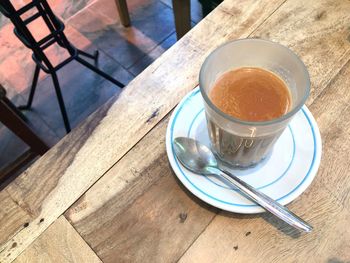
[308,61,350,135]
[2,0,350,262]
[0,97,117,263]
[63,0,350,261]
[183,0,285,51]
[308,61,350,209]
[65,116,218,262]
[0,0,286,261]
[250,0,350,105]
[179,178,350,263]
[13,216,102,263]
[0,191,32,249]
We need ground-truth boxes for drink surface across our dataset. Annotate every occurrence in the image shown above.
[209,67,291,122]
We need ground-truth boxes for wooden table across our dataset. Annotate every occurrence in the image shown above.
[1,0,350,262]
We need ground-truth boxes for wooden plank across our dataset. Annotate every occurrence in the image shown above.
[0,190,32,248]
[308,61,350,134]
[65,116,219,262]
[13,216,102,263]
[316,104,350,210]
[184,0,286,51]
[308,61,350,210]
[178,179,350,262]
[250,0,350,105]
[0,97,116,263]
[0,0,286,261]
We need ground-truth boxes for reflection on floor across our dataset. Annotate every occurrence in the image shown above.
[0,0,203,183]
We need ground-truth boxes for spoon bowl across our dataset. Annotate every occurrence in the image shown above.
[173,137,217,174]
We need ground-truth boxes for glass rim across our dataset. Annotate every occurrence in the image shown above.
[199,38,311,126]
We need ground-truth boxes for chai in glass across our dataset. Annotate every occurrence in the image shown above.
[207,67,292,168]
[200,39,310,169]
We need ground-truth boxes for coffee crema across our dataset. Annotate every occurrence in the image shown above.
[209,67,291,122]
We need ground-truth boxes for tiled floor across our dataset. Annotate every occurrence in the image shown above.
[0,0,204,180]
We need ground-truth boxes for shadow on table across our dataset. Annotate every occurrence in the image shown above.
[169,167,220,214]
[170,167,302,239]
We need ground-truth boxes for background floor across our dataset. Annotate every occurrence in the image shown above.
[0,0,204,180]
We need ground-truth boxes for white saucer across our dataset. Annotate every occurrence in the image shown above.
[166,87,322,214]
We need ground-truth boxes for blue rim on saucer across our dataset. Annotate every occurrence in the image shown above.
[166,87,322,214]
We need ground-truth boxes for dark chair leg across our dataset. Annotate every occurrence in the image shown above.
[75,56,125,88]
[18,64,40,110]
[0,99,49,155]
[115,0,131,27]
[172,0,191,39]
[51,72,71,133]
[2,96,27,121]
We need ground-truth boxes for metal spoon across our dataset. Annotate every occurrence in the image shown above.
[173,137,313,232]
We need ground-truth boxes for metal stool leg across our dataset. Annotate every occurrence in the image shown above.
[77,49,99,66]
[78,49,99,61]
[1,0,126,136]
[75,56,125,88]
[18,64,40,110]
[51,72,71,133]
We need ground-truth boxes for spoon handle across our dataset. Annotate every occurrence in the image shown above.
[214,168,313,232]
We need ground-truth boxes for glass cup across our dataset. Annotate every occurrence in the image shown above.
[199,39,310,168]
